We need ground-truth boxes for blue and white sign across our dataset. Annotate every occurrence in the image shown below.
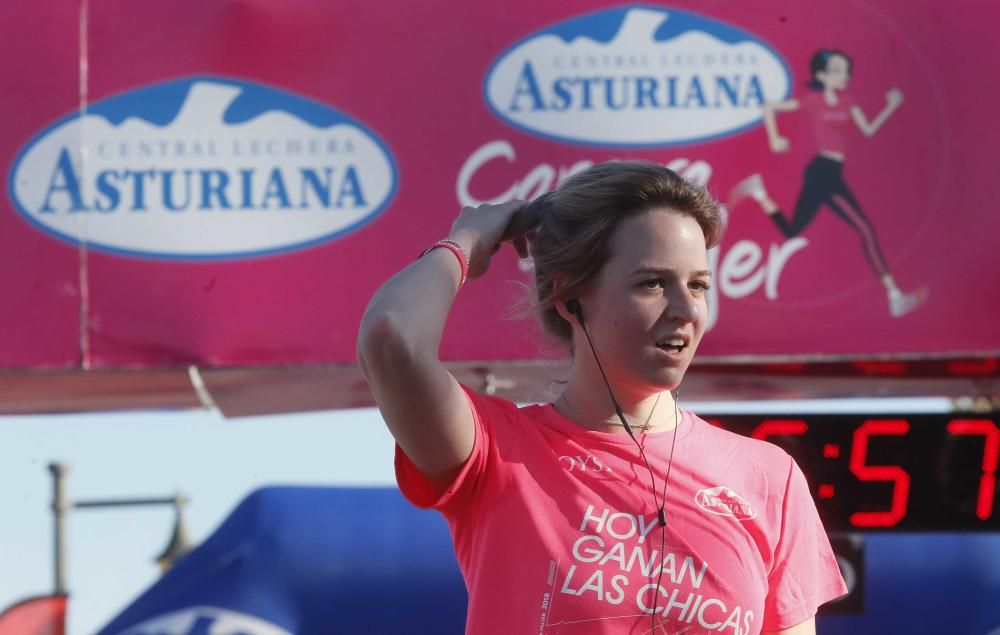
[484,6,792,147]
[118,607,291,635]
[8,77,398,259]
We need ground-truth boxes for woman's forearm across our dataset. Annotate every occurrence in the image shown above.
[762,104,781,142]
[867,102,899,135]
[853,89,903,137]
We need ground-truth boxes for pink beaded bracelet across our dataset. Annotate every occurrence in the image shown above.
[420,239,470,287]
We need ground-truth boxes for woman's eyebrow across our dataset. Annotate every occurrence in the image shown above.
[631,266,713,277]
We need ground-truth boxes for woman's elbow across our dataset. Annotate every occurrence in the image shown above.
[357,312,433,377]
[357,312,403,365]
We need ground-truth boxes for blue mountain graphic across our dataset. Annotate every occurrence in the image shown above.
[88,76,354,128]
[542,5,752,45]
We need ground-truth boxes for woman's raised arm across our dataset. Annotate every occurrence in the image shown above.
[356,201,530,490]
[850,87,904,137]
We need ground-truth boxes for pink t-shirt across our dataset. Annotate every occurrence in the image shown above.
[800,91,858,155]
[395,385,847,634]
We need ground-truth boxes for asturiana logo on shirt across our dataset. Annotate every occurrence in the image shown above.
[484,5,792,147]
[695,486,757,520]
[8,76,398,260]
[116,606,291,635]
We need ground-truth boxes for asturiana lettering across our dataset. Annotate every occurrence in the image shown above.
[508,61,766,113]
[39,148,367,214]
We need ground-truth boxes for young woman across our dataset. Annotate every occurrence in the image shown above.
[357,162,846,634]
[731,48,926,318]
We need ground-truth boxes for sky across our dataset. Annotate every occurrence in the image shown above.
[0,395,960,634]
[0,406,398,635]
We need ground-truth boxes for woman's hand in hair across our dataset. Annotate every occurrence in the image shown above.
[447,200,531,279]
[885,88,904,109]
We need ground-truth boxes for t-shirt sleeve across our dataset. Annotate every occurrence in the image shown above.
[762,455,849,631]
[393,383,503,511]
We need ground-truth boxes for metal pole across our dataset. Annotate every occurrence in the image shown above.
[74,496,179,509]
[48,462,69,594]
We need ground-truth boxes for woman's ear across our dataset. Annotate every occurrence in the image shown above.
[551,276,578,325]
[554,298,574,325]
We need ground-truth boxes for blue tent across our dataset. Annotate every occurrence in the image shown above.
[97,487,467,634]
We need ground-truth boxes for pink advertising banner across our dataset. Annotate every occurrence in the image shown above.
[1,1,998,411]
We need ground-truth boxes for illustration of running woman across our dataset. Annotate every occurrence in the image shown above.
[730,48,927,317]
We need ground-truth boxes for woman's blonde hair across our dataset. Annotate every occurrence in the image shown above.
[524,160,725,349]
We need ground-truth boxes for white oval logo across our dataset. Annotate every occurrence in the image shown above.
[116,606,291,635]
[484,6,792,147]
[695,486,757,520]
[8,76,397,259]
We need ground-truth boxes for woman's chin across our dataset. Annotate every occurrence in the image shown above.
[640,363,690,390]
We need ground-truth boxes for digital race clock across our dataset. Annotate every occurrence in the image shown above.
[703,414,998,531]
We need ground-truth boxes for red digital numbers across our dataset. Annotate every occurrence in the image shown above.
[946,419,999,520]
[717,414,998,529]
[849,419,911,528]
[751,419,808,441]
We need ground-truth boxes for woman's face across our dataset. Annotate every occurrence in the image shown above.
[818,54,851,90]
[576,209,711,396]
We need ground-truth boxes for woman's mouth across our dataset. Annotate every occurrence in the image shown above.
[655,336,689,353]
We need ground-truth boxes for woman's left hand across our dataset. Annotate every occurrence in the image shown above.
[886,88,904,108]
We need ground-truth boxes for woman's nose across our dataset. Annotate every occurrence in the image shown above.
[666,289,699,322]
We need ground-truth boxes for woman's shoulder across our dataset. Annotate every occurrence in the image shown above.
[459,383,520,409]
[456,384,526,431]
[460,385,571,437]
[840,91,860,107]
[687,412,794,470]
[800,90,823,104]
[688,412,783,448]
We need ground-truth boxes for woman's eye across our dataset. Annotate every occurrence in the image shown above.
[641,279,664,290]
[690,281,712,293]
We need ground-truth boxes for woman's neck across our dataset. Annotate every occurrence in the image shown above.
[556,376,679,434]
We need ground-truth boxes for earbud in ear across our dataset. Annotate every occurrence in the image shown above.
[566,299,584,324]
